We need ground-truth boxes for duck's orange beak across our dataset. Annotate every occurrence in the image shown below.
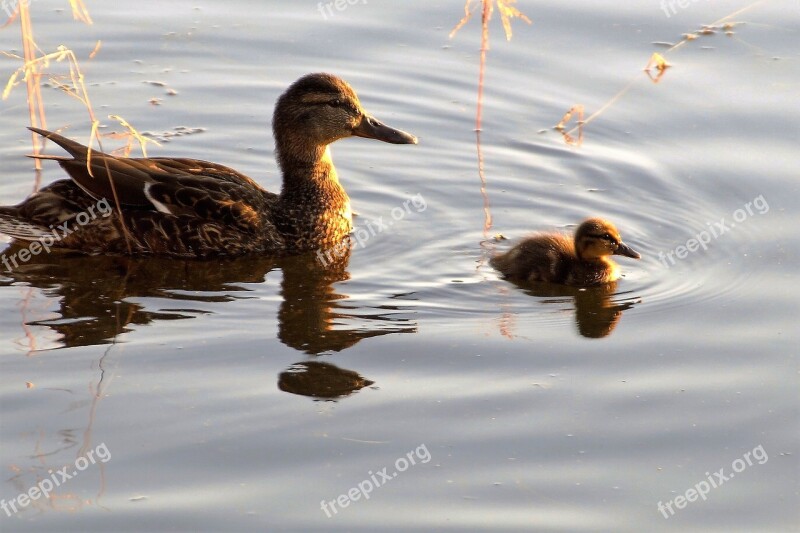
[353,115,418,145]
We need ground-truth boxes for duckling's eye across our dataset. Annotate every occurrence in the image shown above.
[329,99,343,108]
[600,233,619,246]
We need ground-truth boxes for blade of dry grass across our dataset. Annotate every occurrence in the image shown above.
[18,0,46,176]
[67,0,92,24]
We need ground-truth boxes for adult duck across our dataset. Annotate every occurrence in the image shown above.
[491,218,641,286]
[0,73,417,258]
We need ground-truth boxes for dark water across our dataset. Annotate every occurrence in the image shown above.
[1,1,797,531]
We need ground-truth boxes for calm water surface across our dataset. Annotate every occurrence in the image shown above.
[1,1,797,531]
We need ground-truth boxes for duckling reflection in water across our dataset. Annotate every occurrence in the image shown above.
[519,281,638,338]
[491,218,641,286]
[278,361,374,401]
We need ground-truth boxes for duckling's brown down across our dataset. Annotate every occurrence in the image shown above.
[491,218,641,286]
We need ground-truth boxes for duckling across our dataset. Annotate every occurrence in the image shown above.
[490,218,641,286]
[0,73,417,258]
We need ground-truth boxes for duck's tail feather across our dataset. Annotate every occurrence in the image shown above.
[27,154,72,162]
[0,209,52,243]
[27,127,90,159]
[27,127,157,208]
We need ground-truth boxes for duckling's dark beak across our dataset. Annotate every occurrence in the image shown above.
[615,241,641,259]
[353,115,418,145]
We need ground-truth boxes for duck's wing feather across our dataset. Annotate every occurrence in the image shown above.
[0,209,51,242]
[27,127,276,232]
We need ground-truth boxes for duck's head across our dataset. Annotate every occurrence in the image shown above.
[273,73,417,165]
[574,218,641,261]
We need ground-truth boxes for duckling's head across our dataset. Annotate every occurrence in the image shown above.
[273,73,417,165]
[574,218,641,261]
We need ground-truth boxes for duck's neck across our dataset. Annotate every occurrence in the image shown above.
[278,145,339,189]
[275,144,352,251]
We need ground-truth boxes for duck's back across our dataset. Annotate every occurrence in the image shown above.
[491,234,576,284]
[0,128,291,257]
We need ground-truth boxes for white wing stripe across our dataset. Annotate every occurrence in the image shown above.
[143,183,174,214]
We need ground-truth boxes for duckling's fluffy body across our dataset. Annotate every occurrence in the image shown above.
[0,73,416,258]
[491,218,640,286]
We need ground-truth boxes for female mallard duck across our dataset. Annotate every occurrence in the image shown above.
[490,218,641,286]
[0,73,417,258]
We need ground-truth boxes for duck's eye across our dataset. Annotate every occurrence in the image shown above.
[330,98,354,111]
[328,99,359,116]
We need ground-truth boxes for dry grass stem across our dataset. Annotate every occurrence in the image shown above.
[450,0,531,41]
[644,52,671,83]
[555,105,584,146]
[450,1,532,242]
[559,0,767,144]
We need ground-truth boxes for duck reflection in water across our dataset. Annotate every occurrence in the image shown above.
[0,244,391,508]
[0,241,411,392]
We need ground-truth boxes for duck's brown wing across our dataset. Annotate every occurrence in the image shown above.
[27,127,276,233]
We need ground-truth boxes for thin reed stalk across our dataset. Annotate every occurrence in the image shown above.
[450,1,531,240]
[18,0,46,178]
